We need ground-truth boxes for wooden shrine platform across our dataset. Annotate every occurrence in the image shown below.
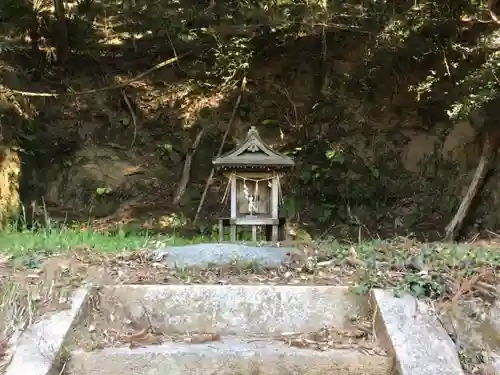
[217,216,287,242]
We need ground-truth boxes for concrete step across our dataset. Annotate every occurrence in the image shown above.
[67,336,392,375]
[9,284,473,375]
[96,285,369,335]
[64,285,390,375]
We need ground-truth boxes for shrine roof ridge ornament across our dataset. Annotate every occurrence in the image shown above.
[213,126,294,169]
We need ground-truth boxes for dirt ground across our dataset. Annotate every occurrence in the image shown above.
[7,246,360,288]
[1,239,498,326]
[0,241,498,369]
[43,248,383,354]
[0,247,376,357]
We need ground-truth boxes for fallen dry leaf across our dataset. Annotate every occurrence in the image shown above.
[182,333,221,344]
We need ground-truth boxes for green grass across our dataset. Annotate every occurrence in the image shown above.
[318,238,500,300]
[2,209,500,302]
[0,224,212,259]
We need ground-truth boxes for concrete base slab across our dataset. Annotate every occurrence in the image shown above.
[152,243,301,268]
[372,289,464,375]
[67,337,392,375]
[99,285,368,335]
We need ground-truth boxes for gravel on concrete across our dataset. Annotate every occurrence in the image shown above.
[151,243,300,268]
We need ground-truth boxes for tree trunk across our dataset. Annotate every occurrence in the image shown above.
[173,129,205,205]
[490,0,500,23]
[445,135,497,241]
[29,27,40,54]
[28,22,44,80]
[53,0,69,64]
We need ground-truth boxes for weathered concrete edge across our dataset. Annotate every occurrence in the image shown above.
[491,353,500,375]
[488,297,500,332]
[101,284,371,334]
[371,289,465,375]
[68,340,393,375]
[6,286,92,375]
[488,301,500,375]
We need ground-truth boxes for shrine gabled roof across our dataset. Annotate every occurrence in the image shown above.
[213,126,294,168]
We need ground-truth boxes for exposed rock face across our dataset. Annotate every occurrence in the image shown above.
[37,118,487,230]
[0,147,20,227]
[44,147,151,217]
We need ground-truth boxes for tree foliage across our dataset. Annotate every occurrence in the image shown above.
[0,0,499,120]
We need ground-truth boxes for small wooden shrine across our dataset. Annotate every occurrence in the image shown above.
[213,126,294,242]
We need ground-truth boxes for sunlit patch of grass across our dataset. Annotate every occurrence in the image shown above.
[0,210,213,259]
[0,226,214,258]
[0,227,149,254]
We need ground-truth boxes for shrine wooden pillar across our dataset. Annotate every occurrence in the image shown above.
[230,173,237,242]
[271,172,279,242]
